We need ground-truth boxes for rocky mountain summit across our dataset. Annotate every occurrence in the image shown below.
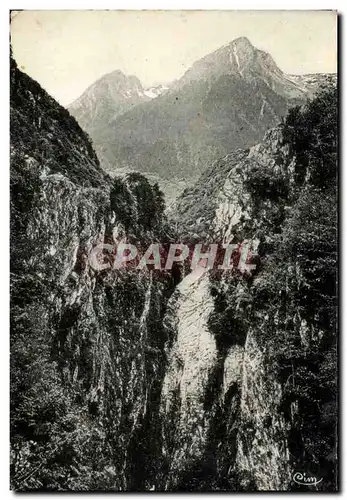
[69,70,170,137]
[175,36,308,100]
[68,70,151,135]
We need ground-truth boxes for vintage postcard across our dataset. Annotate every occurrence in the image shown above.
[10,10,338,492]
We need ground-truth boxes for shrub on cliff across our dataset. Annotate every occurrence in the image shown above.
[250,84,337,491]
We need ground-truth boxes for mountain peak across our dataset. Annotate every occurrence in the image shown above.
[226,36,256,69]
[107,69,126,77]
[68,69,148,133]
[230,36,253,48]
[97,69,141,87]
[177,36,259,87]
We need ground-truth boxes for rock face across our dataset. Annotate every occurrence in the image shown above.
[160,86,337,491]
[160,268,218,489]
[171,126,292,240]
[11,58,174,491]
[159,268,292,491]
[10,55,337,492]
[158,129,295,491]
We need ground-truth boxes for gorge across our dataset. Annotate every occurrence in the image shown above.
[10,35,337,492]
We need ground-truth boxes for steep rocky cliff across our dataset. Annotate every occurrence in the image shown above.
[161,85,337,491]
[10,55,337,492]
[10,57,175,491]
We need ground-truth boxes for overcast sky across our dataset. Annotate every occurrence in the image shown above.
[11,10,337,106]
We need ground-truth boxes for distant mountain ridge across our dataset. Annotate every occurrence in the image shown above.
[68,70,170,135]
[69,37,336,189]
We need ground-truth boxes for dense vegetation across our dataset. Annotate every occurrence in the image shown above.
[263,86,337,491]
[10,58,175,491]
[208,84,337,490]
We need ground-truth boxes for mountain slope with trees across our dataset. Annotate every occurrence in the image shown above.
[164,84,337,491]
